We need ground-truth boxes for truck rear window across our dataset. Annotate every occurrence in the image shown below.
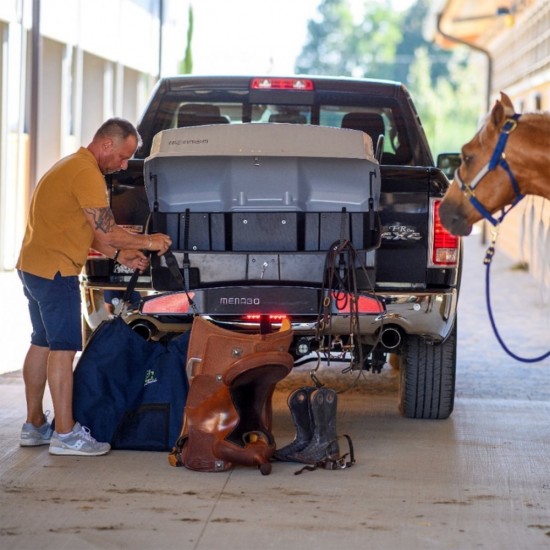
[140,87,413,165]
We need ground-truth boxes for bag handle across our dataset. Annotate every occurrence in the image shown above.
[121,268,141,304]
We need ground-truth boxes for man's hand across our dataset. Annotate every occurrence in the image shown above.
[117,250,150,272]
[146,233,172,256]
[84,206,171,255]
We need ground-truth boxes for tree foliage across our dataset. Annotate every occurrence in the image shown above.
[295,0,403,79]
[295,0,485,154]
[408,47,484,155]
[179,4,194,75]
[395,0,453,83]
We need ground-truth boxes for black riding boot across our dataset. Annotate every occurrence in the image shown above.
[292,387,339,464]
[274,386,315,461]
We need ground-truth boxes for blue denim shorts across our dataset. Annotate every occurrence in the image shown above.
[18,270,82,351]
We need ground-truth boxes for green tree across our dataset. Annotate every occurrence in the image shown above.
[295,0,485,155]
[395,0,453,85]
[408,47,484,156]
[296,0,454,86]
[179,4,194,74]
[295,0,403,79]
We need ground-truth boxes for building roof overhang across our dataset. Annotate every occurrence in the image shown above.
[435,1,524,50]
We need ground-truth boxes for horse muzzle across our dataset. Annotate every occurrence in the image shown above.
[439,192,474,236]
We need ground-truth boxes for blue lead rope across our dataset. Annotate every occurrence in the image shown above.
[484,241,550,363]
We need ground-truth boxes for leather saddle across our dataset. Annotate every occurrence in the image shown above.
[169,316,293,475]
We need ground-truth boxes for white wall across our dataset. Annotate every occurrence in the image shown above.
[0,0,189,270]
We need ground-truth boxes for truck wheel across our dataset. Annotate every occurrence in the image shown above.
[398,322,457,419]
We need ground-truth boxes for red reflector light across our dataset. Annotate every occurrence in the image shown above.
[432,200,460,266]
[251,78,314,91]
[141,292,195,314]
[243,314,288,322]
[332,292,384,314]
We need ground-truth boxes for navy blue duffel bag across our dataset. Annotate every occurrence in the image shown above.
[72,316,189,452]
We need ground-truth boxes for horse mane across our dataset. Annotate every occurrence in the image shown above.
[516,111,550,144]
[472,105,550,198]
[480,108,550,147]
[487,92,550,140]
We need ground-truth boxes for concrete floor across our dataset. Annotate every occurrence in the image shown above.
[1,235,550,549]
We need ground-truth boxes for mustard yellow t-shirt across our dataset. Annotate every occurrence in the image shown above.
[17,147,109,279]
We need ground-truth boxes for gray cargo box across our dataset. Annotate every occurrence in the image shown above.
[143,124,381,290]
[145,124,380,213]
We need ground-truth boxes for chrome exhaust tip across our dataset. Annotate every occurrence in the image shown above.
[380,327,402,350]
[130,321,158,341]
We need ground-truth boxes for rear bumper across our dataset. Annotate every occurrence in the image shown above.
[98,287,458,345]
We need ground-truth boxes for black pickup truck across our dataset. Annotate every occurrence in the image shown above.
[81,75,461,420]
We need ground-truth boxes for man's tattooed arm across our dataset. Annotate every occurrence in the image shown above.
[84,207,116,234]
[84,205,168,254]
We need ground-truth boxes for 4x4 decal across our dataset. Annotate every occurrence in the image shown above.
[381,222,423,241]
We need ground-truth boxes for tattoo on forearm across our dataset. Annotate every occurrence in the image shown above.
[85,207,116,233]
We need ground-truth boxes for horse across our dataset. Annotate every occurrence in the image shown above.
[439,92,550,236]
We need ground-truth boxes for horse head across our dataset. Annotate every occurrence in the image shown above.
[439,92,529,236]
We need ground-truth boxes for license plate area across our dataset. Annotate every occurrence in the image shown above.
[204,286,319,316]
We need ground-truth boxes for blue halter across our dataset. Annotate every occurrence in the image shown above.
[454,113,524,226]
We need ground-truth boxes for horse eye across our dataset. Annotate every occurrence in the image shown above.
[462,155,472,165]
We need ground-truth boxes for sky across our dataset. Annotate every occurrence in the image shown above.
[189,0,415,75]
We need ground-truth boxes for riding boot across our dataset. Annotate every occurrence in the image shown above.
[292,387,340,465]
[274,386,316,461]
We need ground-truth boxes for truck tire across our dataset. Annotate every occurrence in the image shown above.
[398,322,457,419]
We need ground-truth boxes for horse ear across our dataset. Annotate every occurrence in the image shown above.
[490,98,506,127]
[499,91,516,112]
[490,92,515,127]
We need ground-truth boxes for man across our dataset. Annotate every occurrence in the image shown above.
[17,118,172,456]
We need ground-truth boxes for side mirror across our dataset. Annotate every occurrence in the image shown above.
[437,153,461,180]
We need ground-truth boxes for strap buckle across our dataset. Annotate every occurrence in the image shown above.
[501,117,518,134]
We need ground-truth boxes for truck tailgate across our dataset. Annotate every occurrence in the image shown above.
[377,167,436,287]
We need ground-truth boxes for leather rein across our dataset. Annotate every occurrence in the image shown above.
[454,113,524,227]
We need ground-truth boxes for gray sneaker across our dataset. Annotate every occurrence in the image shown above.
[49,422,111,456]
[20,417,53,447]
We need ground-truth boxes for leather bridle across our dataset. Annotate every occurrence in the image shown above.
[454,113,524,226]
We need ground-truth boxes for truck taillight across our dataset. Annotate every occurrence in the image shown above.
[87,249,105,259]
[142,292,195,314]
[430,199,460,267]
[250,78,314,91]
[331,292,384,314]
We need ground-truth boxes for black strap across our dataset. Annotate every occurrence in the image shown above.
[121,268,141,304]
[163,248,199,315]
[182,208,191,292]
[164,249,185,287]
